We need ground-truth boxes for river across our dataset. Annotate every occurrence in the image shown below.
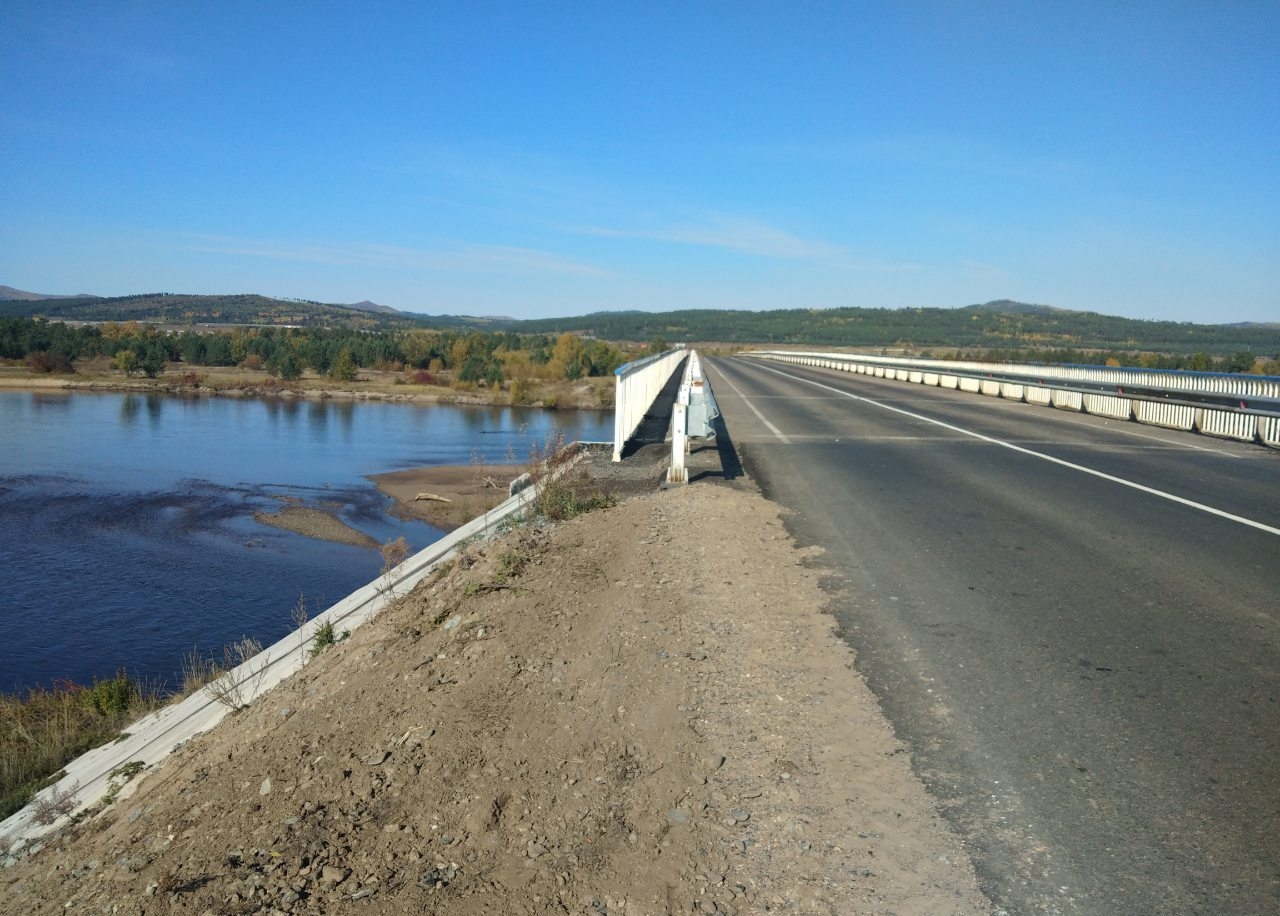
[0,390,612,694]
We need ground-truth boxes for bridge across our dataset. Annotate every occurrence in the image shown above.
[705,353,1279,915]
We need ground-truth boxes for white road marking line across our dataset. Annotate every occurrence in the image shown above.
[715,367,791,444]
[752,362,1280,538]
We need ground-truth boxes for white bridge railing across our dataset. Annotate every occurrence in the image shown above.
[613,346,687,461]
[745,351,1280,449]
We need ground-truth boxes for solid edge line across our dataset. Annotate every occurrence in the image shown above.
[752,361,1280,538]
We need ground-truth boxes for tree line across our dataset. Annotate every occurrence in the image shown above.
[0,319,633,382]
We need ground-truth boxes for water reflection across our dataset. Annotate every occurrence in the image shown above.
[30,392,72,409]
[145,394,163,427]
[120,393,139,424]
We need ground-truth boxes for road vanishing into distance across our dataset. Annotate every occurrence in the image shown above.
[705,356,1279,916]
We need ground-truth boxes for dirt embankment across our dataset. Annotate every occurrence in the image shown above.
[0,484,987,915]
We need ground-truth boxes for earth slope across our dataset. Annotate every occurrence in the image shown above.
[0,484,986,915]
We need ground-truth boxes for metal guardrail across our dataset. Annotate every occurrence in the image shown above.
[668,351,720,484]
[613,346,687,461]
[0,445,598,859]
[745,351,1280,448]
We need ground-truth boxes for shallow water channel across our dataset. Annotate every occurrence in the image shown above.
[0,390,611,693]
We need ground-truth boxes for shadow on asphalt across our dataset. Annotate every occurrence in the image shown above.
[689,413,744,482]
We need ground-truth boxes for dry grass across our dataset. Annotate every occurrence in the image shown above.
[0,673,161,821]
[201,638,269,711]
[526,432,617,522]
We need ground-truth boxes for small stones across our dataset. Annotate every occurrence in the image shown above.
[259,778,272,796]
[419,863,457,889]
[723,809,750,826]
[666,808,692,826]
[366,751,391,766]
[319,865,350,885]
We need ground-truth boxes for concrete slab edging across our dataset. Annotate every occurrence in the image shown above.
[1,444,600,859]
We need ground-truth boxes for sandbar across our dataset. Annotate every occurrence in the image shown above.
[370,464,520,531]
[254,505,379,548]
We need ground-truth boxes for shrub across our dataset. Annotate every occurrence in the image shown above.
[25,351,74,374]
[309,620,348,658]
[85,672,137,717]
[410,369,437,386]
[31,781,79,825]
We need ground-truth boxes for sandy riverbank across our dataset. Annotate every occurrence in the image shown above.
[248,466,522,545]
[369,464,522,532]
[0,367,615,411]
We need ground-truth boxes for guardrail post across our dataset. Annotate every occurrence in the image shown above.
[667,403,689,484]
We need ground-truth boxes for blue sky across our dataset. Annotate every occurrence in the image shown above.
[2,2,1277,322]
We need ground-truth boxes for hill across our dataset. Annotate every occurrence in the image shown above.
[0,285,97,301]
[3,287,1276,355]
[0,292,427,331]
[500,301,1280,355]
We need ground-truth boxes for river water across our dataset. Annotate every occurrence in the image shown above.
[0,390,612,694]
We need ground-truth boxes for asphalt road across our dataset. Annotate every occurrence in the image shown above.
[705,356,1280,916]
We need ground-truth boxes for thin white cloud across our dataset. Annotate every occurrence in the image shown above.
[752,136,1085,183]
[577,216,846,260]
[958,258,1012,281]
[173,234,607,277]
[576,216,926,275]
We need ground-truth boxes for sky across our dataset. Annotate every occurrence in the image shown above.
[1,2,1277,323]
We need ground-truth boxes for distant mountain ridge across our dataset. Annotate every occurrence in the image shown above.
[0,285,98,301]
[2,287,1276,355]
[0,291,426,330]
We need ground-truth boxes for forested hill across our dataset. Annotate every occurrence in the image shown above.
[505,302,1280,355]
[0,293,450,331]
[3,290,1278,355]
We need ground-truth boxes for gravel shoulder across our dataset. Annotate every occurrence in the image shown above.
[0,449,988,914]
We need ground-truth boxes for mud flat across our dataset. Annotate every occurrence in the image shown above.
[253,505,380,548]
[370,464,520,531]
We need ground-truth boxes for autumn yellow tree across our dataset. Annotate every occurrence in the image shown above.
[549,333,586,380]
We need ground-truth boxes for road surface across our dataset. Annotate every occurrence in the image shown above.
[706,355,1280,915]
